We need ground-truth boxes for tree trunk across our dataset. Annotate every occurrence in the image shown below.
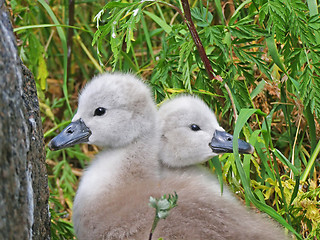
[0,2,50,239]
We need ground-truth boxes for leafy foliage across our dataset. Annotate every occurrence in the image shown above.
[149,192,178,240]
[9,0,320,239]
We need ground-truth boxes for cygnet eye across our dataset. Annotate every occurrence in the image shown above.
[94,107,106,116]
[190,124,201,131]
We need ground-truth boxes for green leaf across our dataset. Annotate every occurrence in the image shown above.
[307,0,318,16]
[229,0,252,26]
[213,0,225,25]
[14,24,90,33]
[273,149,300,176]
[209,156,224,195]
[266,36,286,73]
[149,196,157,208]
[103,2,135,9]
[157,199,170,210]
[191,7,213,27]
[301,139,320,182]
[38,56,48,90]
[143,11,172,34]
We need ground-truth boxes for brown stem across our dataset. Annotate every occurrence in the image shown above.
[157,1,218,81]
[155,1,237,120]
[181,0,216,80]
[180,0,238,121]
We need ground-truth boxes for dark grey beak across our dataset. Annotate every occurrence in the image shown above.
[209,130,254,154]
[48,119,92,151]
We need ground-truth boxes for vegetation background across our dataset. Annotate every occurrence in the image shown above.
[8,0,320,239]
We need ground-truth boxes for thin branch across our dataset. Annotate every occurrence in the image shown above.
[154,0,238,120]
[180,0,238,121]
[181,0,215,80]
[216,76,238,121]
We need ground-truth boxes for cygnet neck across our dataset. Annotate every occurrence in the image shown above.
[158,160,195,175]
[114,129,160,182]
[74,129,160,209]
[88,125,160,189]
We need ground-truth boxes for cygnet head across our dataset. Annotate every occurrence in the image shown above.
[49,72,157,150]
[159,95,254,168]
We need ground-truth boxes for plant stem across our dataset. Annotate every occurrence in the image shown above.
[304,103,317,152]
[180,0,238,120]
[181,0,215,80]
[149,217,159,240]
[161,1,217,79]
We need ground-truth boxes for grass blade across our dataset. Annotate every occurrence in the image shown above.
[143,11,172,34]
[141,15,155,61]
[213,0,225,25]
[38,0,73,115]
[301,139,320,182]
[14,24,90,33]
[266,35,286,73]
[209,156,224,195]
[273,149,300,176]
[229,0,252,26]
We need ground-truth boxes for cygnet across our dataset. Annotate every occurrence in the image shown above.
[49,72,160,239]
[158,95,252,200]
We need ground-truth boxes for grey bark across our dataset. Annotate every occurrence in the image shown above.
[0,2,50,239]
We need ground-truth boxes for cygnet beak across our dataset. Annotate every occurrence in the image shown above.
[209,130,254,154]
[49,118,92,151]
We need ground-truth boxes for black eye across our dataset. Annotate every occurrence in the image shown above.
[190,124,201,131]
[94,107,106,116]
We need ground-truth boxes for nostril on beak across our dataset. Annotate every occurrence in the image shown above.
[66,127,74,134]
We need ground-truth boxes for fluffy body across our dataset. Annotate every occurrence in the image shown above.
[76,177,287,240]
